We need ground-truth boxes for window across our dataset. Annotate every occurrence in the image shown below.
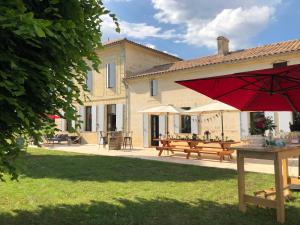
[150,79,158,96]
[85,106,92,131]
[273,61,287,68]
[106,63,116,88]
[249,112,265,135]
[291,112,300,131]
[86,70,93,92]
[107,104,116,131]
[66,120,73,132]
[180,115,191,133]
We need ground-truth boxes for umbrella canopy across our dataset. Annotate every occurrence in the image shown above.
[176,64,300,112]
[139,105,185,115]
[187,102,238,114]
[187,102,238,141]
[48,114,60,119]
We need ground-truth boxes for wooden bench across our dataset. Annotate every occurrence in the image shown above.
[185,147,234,162]
[156,146,186,156]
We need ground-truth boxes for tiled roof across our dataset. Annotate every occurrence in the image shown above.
[102,38,182,60]
[126,38,300,79]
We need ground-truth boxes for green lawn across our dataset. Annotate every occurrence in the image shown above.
[0,148,300,225]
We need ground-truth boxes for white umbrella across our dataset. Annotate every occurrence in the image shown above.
[186,102,238,141]
[139,105,185,134]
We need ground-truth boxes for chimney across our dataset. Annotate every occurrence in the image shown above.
[217,36,229,55]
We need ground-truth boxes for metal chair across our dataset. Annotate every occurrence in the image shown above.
[99,131,107,148]
[122,131,133,149]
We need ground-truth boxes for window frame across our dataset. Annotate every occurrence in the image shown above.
[180,115,192,134]
[85,106,92,132]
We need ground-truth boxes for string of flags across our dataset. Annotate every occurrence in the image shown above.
[191,112,221,123]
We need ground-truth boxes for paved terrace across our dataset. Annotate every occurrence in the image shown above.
[38,144,300,176]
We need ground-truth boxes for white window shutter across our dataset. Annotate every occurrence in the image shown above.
[174,114,180,134]
[154,80,158,96]
[87,70,93,92]
[97,104,105,132]
[79,106,85,131]
[116,104,124,131]
[60,119,65,132]
[106,64,110,88]
[71,120,75,130]
[278,112,292,132]
[91,105,97,132]
[159,115,166,136]
[143,114,149,147]
[240,112,249,138]
[110,63,116,88]
[191,115,199,134]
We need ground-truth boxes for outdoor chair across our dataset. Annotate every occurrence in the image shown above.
[99,131,107,147]
[122,131,133,149]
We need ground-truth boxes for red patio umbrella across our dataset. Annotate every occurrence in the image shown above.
[176,64,300,112]
[176,63,300,183]
[48,114,60,119]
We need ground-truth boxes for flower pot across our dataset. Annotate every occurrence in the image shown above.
[247,135,265,147]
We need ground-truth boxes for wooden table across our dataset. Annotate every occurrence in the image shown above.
[232,145,300,223]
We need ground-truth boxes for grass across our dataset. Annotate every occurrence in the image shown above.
[0,148,300,225]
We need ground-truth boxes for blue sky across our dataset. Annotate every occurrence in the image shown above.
[102,0,300,60]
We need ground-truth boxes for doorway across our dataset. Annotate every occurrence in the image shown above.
[151,115,159,146]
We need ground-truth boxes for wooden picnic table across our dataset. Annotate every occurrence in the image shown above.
[153,139,239,161]
[231,145,300,224]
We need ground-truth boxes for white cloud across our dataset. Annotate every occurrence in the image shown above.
[145,43,156,49]
[152,0,281,50]
[100,15,178,41]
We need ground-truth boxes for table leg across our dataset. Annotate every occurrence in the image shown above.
[237,151,246,212]
[274,155,285,224]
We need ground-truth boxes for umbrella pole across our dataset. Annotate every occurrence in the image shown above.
[221,111,224,141]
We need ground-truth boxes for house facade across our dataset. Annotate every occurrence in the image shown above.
[61,39,181,144]
[126,37,300,147]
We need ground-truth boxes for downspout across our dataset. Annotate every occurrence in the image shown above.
[122,44,130,133]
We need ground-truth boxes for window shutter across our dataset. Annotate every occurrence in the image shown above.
[191,115,199,134]
[91,105,97,132]
[116,104,124,131]
[106,63,116,88]
[143,114,149,147]
[240,112,249,138]
[106,64,110,88]
[159,115,166,136]
[97,104,105,132]
[110,63,116,88]
[278,112,292,132]
[174,114,180,134]
[87,70,93,92]
[79,106,85,131]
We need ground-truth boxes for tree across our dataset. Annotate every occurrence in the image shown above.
[0,0,119,180]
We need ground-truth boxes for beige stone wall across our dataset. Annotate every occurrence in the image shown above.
[128,53,300,147]
[125,42,179,76]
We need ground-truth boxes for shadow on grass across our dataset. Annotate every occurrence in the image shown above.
[18,151,236,182]
[1,198,300,225]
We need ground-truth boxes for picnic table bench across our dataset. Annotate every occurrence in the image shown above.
[154,139,238,162]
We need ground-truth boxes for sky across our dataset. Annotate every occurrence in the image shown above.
[101,0,300,60]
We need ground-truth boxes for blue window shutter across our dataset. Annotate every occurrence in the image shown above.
[106,63,116,88]
[79,106,85,131]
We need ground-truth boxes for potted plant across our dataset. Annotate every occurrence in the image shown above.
[288,112,300,143]
[248,115,276,146]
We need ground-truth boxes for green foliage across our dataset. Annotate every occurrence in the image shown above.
[0,0,119,180]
